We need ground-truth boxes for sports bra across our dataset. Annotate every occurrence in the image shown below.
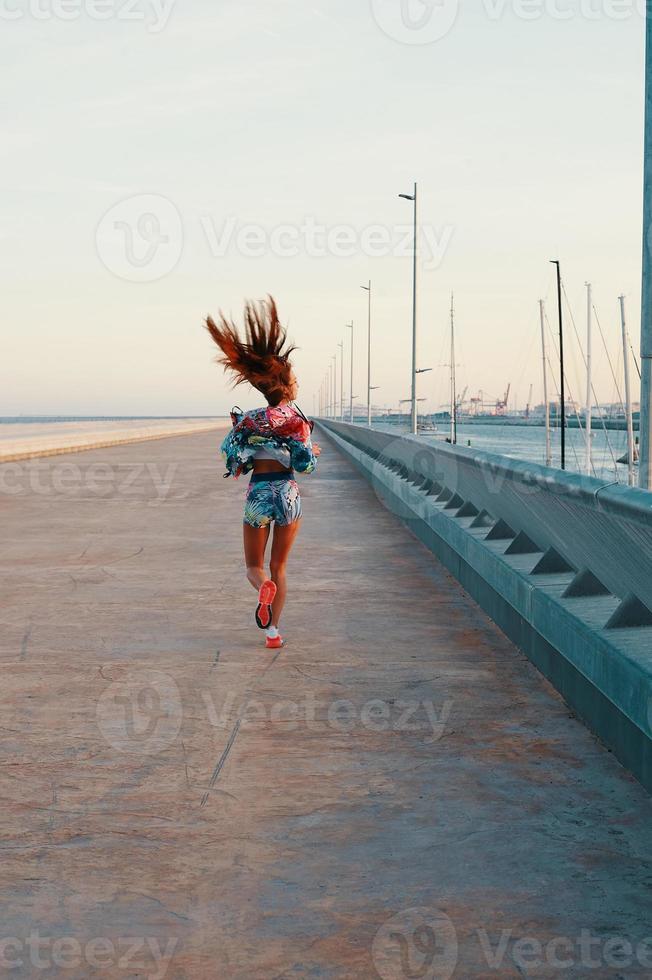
[253,446,292,465]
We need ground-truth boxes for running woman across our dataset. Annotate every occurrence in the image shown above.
[205,296,320,649]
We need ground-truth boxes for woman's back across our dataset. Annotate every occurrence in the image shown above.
[221,402,316,479]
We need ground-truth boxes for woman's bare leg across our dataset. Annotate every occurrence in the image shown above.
[243,523,271,590]
[269,519,302,628]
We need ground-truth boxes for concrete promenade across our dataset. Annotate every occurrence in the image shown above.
[1,428,652,978]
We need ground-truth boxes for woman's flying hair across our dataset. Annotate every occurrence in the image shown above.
[205,296,297,407]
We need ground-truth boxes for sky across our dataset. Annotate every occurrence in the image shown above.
[0,0,646,417]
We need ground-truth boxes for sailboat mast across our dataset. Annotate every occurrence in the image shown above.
[551,260,566,470]
[450,293,457,445]
[621,295,636,487]
[641,6,652,487]
[585,282,593,476]
[539,300,552,467]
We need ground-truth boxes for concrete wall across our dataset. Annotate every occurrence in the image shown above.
[318,420,652,792]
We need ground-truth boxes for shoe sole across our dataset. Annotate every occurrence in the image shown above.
[255,580,277,630]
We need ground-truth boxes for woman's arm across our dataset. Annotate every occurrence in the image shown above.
[288,434,319,474]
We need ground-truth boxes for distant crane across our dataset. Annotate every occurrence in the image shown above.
[438,388,468,411]
[469,390,489,415]
[525,383,534,419]
[496,383,511,416]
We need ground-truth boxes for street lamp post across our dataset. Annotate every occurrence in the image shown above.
[327,364,330,417]
[361,281,372,427]
[346,321,354,423]
[399,182,418,435]
[338,340,344,421]
[326,365,329,417]
[327,361,332,418]
[332,355,337,420]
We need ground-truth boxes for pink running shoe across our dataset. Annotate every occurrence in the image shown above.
[265,634,285,650]
[255,579,277,630]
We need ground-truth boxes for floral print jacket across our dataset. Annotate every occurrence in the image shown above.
[220,404,317,479]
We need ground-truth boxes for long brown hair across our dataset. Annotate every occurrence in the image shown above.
[205,296,296,407]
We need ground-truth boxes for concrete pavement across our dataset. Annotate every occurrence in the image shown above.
[1,428,651,978]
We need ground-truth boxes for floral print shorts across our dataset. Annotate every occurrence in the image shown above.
[244,472,302,529]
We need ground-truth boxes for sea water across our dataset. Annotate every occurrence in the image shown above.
[366,420,635,484]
